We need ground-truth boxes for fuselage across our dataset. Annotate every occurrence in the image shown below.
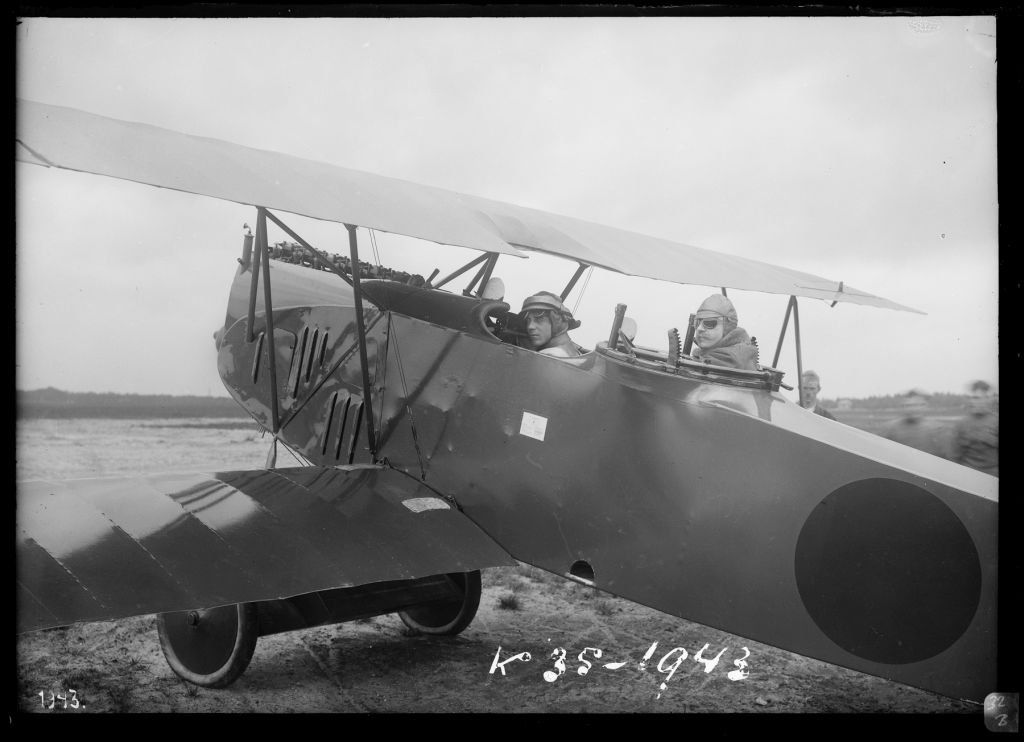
[217,258,997,701]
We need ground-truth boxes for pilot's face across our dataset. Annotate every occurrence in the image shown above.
[801,379,820,408]
[694,316,724,350]
[524,310,554,349]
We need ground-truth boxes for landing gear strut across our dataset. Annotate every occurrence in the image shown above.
[156,570,483,687]
[398,571,482,635]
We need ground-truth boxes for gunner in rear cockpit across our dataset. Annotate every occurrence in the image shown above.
[690,294,758,371]
[519,292,583,358]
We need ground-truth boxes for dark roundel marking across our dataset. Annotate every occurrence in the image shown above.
[795,478,981,665]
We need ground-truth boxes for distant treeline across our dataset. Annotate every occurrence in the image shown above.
[17,388,249,419]
[823,392,981,412]
[17,387,981,419]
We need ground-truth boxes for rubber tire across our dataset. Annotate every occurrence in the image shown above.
[157,603,259,688]
[398,571,482,635]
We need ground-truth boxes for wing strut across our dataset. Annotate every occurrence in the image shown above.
[772,295,805,403]
[244,206,382,441]
[478,253,498,296]
[467,253,499,297]
[430,253,489,290]
[560,263,588,302]
[245,224,262,343]
[256,208,281,433]
[462,254,492,296]
[262,209,357,291]
[346,223,379,461]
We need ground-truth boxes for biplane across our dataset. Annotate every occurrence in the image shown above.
[16,100,997,701]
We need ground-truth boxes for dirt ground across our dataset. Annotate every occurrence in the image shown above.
[13,418,988,719]
[14,562,981,715]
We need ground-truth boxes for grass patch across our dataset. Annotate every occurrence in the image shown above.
[498,594,522,611]
[594,599,616,616]
[106,684,133,712]
[485,566,524,592]
[65,642,88,659]
[511,564,570,590]
[60,671,89,690]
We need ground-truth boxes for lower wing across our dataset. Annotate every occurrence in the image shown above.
[17,465,515,633]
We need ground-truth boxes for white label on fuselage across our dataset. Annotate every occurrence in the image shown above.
[520,411,548,441]
[402,497,450,513]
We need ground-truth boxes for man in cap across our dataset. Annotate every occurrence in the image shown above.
[800,370,836,420]
[519,291,583,358]
[882,389,951,459]
[950,380,998,476]
[689,294,758,371]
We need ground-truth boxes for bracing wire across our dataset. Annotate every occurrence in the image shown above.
[571,266,594,315]
[384,321,427,480]
[369,228,382,268]
[285,443,310,467]
[271,434,312,468]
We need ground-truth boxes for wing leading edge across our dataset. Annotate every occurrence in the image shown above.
[16,465,515,633]
[17,99,919,312]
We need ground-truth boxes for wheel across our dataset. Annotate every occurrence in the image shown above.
[398,571,482,635]
[156,603,259,688]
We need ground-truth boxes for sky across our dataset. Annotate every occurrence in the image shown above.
[15,16,999,401]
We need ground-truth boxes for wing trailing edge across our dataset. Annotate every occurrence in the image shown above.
[16,465,515,633]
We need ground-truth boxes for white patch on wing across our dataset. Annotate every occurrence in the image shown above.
[402,497,450,513]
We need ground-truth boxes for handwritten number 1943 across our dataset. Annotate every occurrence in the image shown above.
[38,690,81,709]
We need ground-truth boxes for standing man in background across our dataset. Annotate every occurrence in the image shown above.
[800,370,836,420]
[951,380,998,477]
[882,389,950,459]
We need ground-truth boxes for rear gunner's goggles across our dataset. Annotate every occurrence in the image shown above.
[693,316,723,330]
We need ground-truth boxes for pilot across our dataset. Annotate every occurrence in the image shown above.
[519,291,583,358]
[689,294,758,371]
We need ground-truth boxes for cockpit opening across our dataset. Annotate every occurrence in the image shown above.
[602,304,787,393]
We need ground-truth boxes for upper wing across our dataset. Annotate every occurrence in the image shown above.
[17,99,919,312]
[17,465,515,633]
